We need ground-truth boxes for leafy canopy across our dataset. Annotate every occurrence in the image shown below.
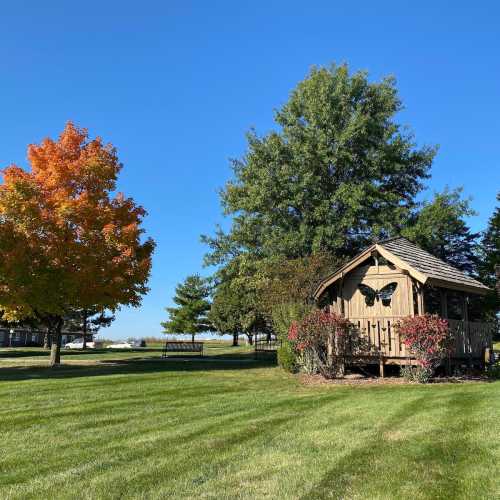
[0,122,154,324]
[203,63,436,266]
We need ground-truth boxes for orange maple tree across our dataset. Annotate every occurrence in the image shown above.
[0,123,154,366]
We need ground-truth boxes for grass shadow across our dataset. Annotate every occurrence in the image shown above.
[0,351,276,381]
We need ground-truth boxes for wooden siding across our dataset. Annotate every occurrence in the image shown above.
[347,317,493,359]
[448,319,494,358]
[350,316,408,357]
[341,264,411,319]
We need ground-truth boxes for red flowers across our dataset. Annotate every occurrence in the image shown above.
[288,310,351,352]
[287,309,358,378]
[396,314,452,372]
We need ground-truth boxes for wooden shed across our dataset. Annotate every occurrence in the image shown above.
[313,237,494,371]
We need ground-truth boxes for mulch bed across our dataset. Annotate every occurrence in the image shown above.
[300,372,491,386]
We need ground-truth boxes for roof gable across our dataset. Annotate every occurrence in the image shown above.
[313,237,490,298]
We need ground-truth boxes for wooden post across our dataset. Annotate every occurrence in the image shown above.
[379,357,385,378]
[463,293,472,371]
[339,276,345,317]
[417,284,424,315]
[440,289,448,319]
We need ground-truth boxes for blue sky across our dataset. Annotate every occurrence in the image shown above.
[1,1,499,339]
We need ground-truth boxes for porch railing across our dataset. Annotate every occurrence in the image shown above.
[349,317,407,357]
[349,317,495,359]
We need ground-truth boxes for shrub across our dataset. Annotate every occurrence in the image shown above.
[277,341,297,373]
[396,314,452,383]
[272,302,312,374]
[401,365,432,383]
[288,309,361,378]
[486,363,500,380]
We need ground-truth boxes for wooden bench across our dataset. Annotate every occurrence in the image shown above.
[162,341,204,357]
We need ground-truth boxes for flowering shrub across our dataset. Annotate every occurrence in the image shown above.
[396,314,452,382]
[288,310,359,378]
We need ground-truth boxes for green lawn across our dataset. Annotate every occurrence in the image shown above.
[0,344,499,499]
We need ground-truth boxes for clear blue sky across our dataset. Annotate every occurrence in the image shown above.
[1,1,499,339]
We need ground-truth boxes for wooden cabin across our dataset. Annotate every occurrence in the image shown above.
[313,237,494,372]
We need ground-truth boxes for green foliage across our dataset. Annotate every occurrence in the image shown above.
[272,302,313,373]
[486,362,500,380]
[479,192,500,317]
[270,302,313,340]
[402,187,480,274]
[203,63,435,267]
[161,275,212,341]
[65,308,115,335]
[258,253,339,317]
[400,365,432,383]
[277,342,297,373]
[209,259,269,342]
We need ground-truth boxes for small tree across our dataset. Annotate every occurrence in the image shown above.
[396,314,452,382]
[0,123,154,366]
[289,310,359,378]
[162,275,212,342]
[65,308,115,348]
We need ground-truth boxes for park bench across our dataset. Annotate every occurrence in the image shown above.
[162,341,204,358]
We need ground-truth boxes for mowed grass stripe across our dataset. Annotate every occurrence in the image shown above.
[0,346,499,499]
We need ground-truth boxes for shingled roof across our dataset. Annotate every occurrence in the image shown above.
[313,236,490,299]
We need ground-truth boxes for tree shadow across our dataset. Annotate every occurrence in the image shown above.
[0,351,276,381]
[0,347,165,359]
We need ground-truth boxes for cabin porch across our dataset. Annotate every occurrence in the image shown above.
[344,316,495,375]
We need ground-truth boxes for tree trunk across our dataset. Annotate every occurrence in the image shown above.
[191,333,195,343]
[49,318,63,367]
[232,333,239,347]
[82,310,88,350]
[43,329,51,350]
[246,333,253,345]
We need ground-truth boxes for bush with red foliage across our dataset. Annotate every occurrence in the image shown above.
[396,314,452,380]
[288,310,357,378]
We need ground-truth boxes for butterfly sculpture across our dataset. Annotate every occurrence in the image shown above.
[358,282,398,306]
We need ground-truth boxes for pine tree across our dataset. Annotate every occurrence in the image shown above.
[479,192,500,318]
[402,188,480,274]
[161,275,212,342]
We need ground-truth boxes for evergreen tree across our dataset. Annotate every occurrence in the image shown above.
[479,192,500,317]
[402,188,480,274]
[161,275,212,342]
[65,308,115,348]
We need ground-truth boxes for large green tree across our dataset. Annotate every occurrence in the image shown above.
[479,192,500,317]
[402,188,480,274]
[161,275,212,342]
[203,64,436,266]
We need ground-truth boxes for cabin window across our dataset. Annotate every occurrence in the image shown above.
[424,286,441,315]
[446,291,464,320]
[467,295,484,322]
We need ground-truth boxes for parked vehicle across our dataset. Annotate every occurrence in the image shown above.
[107,338,146,349]
[107,341,133,349]
[64,338,102,349]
